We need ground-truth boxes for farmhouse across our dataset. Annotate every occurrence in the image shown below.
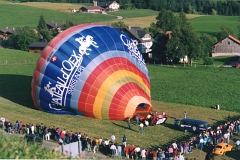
[0,27,15,40]
[212,35,240,57]
[79,6,104,13]
[122,26,153,61]
[93,1,120,11]
[46,22,62,32]
[28,42,48,53]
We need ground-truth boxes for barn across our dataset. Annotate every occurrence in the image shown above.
[212,35,240,57]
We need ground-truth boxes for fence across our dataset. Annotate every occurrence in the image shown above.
[60,140,82,158]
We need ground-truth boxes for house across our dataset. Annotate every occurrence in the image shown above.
[28,42,48,53]
[212,35,240,57]
[79,6,104,13]
[0,27,15,40]
[151,30,188,64]
[46,22,62,32]
[122,26,153,61]
[93,1,120,11]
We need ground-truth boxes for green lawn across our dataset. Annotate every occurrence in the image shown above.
[0,48,240,160]
[189,15,239,35]
[149,64,240,112]
[0,4,116,29]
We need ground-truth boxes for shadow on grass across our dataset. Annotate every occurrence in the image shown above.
[111,122,138,133]
[213,56,239,65]
[0,74,36,110]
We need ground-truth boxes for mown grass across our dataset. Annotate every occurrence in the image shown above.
[0,49,240,160]
[189,15,239,35]
[0,4,116,29]
[0,1,238,34]
[149,64,240,112]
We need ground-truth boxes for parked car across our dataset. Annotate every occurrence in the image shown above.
[212,143,233,155]
[179,118,211,133]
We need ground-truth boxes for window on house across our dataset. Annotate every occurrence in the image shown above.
[228,41,230,45]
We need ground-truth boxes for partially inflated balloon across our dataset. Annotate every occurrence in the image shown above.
[31,24,152,120]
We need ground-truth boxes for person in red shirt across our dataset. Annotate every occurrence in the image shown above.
[125,144,130,159]
[152,149,158,160]
[130,144,135,159]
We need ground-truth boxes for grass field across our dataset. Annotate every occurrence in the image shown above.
[0,3,116,29]
[189,15,239,35]
[0,2,240,159]
[0,49,240,159]
[0,1,239,35]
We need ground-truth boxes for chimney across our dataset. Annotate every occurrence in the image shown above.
[128,25,131,30]
[93,1,97,6]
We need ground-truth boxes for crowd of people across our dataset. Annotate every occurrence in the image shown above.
[0,113,239,160]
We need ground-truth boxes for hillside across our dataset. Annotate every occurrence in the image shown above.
[0,1,239,35]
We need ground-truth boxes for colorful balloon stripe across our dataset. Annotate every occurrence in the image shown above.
[32,24,152,120]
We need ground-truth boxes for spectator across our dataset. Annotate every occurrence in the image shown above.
[117,143,122,159]
[141,148,146,160]
[174,118,179,129]
[127,117,131,129]
[236,139,240,151]
[125,144,130,159]
[110,143,117,157]
[152,149,157,160]
[0,116,5,129]
[7,121,12,134]
[122,135,127,147]
[111,134,116,143]
[45,127,50,141]
[183,111,187,119]
[139,122,144,134]
[135,114,139,125]
[134,146,141,159]
[14,120,19,134]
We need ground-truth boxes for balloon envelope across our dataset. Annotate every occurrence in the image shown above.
[31,24,152,120]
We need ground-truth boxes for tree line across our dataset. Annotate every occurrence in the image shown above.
[111,10,240,65]
[147,10,240,65]
[2,12,240,65]
[19,0,240,16]
[2,16,76,51]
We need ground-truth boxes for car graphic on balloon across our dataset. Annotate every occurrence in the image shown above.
[31,24,152,120]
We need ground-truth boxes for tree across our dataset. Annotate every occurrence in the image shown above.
[111,21,127,30]
[61,20,76,30]
[199,34,218,57]
[8,26,39,51]
[155,9,177,33]
[215,26,235,41]
[37,15,52,42]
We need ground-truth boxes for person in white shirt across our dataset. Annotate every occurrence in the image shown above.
[141,148,146,160]
[0,116,5,129]
[134,146,141,159]
[172,142,178,149]
[236,140,240,151]
[111,134,116,143]
[110,143,117,157]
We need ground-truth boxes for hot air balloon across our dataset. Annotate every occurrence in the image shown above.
[31,24,152,120]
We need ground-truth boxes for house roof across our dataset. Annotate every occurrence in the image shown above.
[97,1,117,7]
[80,6,104,10]
[212,35,240,47]
[29,42,48,48]
[123,26,151,43]
[0,28,15,34]
[46,22,62,29]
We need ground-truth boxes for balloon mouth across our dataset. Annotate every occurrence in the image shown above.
[135,103,152,117]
